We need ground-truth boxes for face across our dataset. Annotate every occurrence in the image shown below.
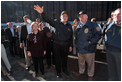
[74,20,78,25]
[8,23,13,28]
[32,23,38,31]
[17,27,21,32]
[14,26,16,28]
[78,14,88,24]
[40,22,44,29]
[113,9,121,23]
[23,17,28,23]
[60,14,68,23]
[36,19,40,24]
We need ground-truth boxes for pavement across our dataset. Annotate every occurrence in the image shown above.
[1,45,108,81]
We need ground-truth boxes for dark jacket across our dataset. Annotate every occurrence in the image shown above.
[43,26,53,45]
[105,24,121,52]
[5,28,16,42]
[26,31,47,57]
[20,25,28,45]
[76,20,101,53]
[41,12,73,47]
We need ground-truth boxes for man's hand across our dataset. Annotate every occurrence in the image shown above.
[20,43,23,49]
[69,46,72,52]
[28,52,31,57]
[89,41,91,44]
[44,51,46,55]
[34,5,44,14]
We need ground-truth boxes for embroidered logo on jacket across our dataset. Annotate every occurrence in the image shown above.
[84,28,89,33]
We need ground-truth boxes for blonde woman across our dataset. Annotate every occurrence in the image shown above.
[26,22,46,77]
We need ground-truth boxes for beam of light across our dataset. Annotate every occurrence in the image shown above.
[68,55,107,65]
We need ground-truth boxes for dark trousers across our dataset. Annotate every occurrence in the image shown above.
[32,56,44,73]
[9,41,17,57]
[45,43,55,66]
[53,43,69,73]
[16,39,24,58]
[106,49,121,81]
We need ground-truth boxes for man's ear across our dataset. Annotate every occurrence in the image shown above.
[60,16,61,20]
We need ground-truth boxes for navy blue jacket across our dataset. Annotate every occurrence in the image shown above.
[105,24,121,52]
[41,12,73,47]
[76,20,101,53]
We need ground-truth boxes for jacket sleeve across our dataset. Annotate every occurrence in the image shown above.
[4,29,9,41]
[42,33,47,51]
[20,26,23,43]
[26,34,31,51]
[90,23,101,45]
[69,26,73,47]
[41,12,55,27]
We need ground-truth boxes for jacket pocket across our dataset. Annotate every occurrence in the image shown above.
[83,42,90,51]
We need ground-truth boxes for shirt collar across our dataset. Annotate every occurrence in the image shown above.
[114,21,121,24]
[61,22,67,25]
[80,20,89,27]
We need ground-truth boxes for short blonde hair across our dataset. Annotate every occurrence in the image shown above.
[31,22,39,31]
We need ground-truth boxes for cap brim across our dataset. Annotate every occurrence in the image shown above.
[62,12,68,15]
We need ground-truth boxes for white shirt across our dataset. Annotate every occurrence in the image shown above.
[27,24,32,34]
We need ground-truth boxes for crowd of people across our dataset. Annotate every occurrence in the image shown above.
[1,4,121,81]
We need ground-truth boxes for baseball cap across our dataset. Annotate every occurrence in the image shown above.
[23,15,29,19]
[77,11,87,17]
[61,11,69,16]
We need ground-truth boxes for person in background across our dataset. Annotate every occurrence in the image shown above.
[13,25,16,30]
[5,22,16,57]
[72,19,79,55]
[44,22,55,68]
[91,18,103,45]
[15,26,24,59]
[1,29,12,75]
[39,21,55,68]
[105,8,121,81]
[27,22,46,77]
[34,5,73,78]
[75,11,101,81]
[109,11,114,24]
[36,18,40,24]
[20,15,32,71]
[38,21,45,31]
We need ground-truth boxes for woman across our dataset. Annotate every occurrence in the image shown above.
[26,22,46,77]
[72,19,79,55]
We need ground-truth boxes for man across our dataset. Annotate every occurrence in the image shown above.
[13,25,16,30]
[43,23,55,68]
[75,11,101,81]
[105,8,121,81]
[34,5,73,78]
[15,26,24,59]
[5,22,16,57]
[20,15,32,71]
[36,18,40,24]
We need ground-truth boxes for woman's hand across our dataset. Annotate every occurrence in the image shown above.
[34,5,44,14]
[28,52,31,57]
